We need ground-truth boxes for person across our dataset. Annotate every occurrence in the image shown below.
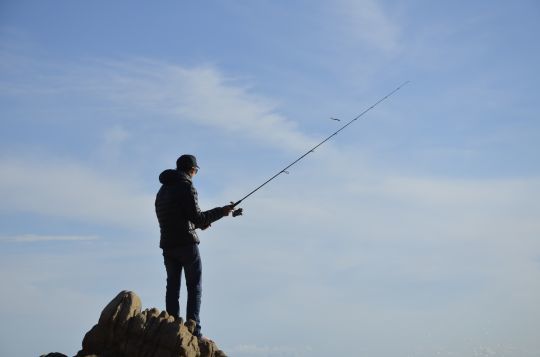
[155,154,234,338]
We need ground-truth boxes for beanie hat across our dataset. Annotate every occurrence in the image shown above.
[176,154,199,171]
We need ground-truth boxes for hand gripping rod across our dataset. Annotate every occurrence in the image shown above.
[232,81,410,212]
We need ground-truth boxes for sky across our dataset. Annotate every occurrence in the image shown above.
[1,1,539,356]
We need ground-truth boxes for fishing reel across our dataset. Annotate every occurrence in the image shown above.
[229,200,243,217]
[232,208,243,217]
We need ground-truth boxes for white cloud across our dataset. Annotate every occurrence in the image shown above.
[211,148,540,276]
[354,175,539,210]
[0,157,155,232]
[211,154,540,308]
[0,234,99,243]
[1,47,318,153]
[331,0,401,53]
[98,124,131,163]
[60,59,318,153]
[103,124,130,145]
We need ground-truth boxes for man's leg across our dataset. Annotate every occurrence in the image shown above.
[163,251,183,319]
[183,244,203,337]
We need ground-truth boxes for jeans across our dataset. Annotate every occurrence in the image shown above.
[163,244,202,337]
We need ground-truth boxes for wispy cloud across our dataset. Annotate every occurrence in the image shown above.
[1,234,99,243]
[331,0,401,53]
[0,53,317,153]
[362,175,540,210]
[97,124,131,163]
[96,60,317,152]
[0,157,154,232]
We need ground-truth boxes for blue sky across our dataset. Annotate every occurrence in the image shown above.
[1,1,539,356]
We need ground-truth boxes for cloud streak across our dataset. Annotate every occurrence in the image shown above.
[330,0,401,53]
[111,60,317,151]
[0,157,155,232]
[21,58,319,153]
[1,234,99,243]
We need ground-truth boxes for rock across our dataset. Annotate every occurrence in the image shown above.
[185,319,197,334]
[45,290,227,357]
[98,290,142,330]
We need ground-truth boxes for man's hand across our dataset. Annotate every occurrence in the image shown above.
[200,223,211,230]
[222,203,235,216]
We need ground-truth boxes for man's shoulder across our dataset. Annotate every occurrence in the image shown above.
[158,170,193,186]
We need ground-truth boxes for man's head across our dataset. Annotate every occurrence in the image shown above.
[176,154,199,177]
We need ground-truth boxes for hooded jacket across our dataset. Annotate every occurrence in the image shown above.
[155,169,225,248]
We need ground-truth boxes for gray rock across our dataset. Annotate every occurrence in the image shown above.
[73,290,226,357]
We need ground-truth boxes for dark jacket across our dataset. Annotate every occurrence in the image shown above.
[155,169,225,249]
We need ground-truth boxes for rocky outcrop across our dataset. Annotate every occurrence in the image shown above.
[42,291,226,357]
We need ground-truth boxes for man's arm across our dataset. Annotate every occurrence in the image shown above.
[184,185,233,228]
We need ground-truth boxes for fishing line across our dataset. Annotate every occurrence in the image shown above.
[231,81,410,216]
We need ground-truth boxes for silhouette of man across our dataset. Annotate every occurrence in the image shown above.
[155,154,234,338]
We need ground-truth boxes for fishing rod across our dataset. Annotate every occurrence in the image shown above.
[231,81,410,217]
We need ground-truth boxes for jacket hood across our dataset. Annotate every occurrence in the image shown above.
[159,169,191,184]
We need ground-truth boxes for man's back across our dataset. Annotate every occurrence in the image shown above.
[156,169,196,247]
[155,169,225,248]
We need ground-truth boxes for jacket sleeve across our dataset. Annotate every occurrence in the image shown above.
[184,184,225,228]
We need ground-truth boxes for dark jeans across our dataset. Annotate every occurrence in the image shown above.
[163,244,202,337]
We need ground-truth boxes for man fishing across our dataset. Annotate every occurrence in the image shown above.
[153,82,407,340]
[155,154,235,339]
